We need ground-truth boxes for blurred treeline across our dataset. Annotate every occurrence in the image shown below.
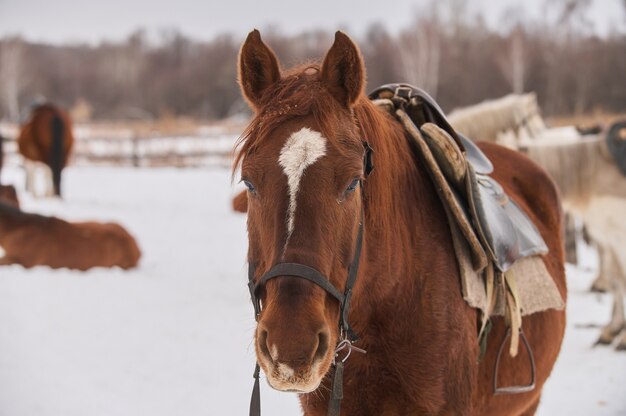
[0,0,625,121]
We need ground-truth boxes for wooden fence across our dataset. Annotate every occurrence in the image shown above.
[0,124,239,169]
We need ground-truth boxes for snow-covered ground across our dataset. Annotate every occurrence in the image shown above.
[0,166,624,416]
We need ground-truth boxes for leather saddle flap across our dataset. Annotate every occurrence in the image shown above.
[466,167,548,272]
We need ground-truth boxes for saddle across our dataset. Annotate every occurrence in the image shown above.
[369,84,548,274]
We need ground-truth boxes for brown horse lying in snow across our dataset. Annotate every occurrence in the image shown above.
[236,31,566,415]
[0,202,141,270]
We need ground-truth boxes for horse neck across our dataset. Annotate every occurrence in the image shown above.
[353,100,442,303]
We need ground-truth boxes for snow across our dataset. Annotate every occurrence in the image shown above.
[1,166,625,416]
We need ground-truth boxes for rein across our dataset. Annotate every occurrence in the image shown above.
[246,143,373,416]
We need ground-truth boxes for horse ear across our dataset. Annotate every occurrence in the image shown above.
[321,31,365,107]
[238,29,281,111]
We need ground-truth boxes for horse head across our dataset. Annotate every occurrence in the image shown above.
[236,30,369,393]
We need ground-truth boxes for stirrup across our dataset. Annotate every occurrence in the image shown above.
[493,328,536,395]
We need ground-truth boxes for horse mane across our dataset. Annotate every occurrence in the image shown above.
[233,64,424,235]
[233,64,354,176]
[352,97,424,233]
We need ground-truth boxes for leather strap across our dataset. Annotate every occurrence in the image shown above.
[342,204,365,341]
[257,263,345,304]
[250,364,261,416]
[327,362,344,416]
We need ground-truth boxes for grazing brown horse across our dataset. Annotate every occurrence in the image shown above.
[235,30,566,415]
[18,103,74,197]
[0,202,141,270]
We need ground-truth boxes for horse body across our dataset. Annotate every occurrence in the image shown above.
[18,104,74,197]
[237,30,565,415]
[0,202,141,270]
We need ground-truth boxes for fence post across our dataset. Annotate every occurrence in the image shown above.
[132,133,139,167]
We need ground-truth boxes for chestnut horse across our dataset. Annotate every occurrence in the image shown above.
[236,30,566,415]
[0,202,141,270]
[18,103,74,197]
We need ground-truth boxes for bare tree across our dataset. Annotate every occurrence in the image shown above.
[0,3,623,121]
[498,7,528,95]
[398,4,442,97]
[0,37,25,121]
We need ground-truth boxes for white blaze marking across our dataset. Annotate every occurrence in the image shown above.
[278,127,327,247]
[0,244,5,258]
[277,363,295,379]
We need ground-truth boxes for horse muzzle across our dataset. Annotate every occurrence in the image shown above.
[255,320,333,392]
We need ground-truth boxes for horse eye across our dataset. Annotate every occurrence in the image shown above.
[243,180,256,194]
[346,178,360,193]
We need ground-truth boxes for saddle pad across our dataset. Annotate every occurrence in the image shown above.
[450,216,564,317]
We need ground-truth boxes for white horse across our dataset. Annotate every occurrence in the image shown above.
[523,137,626,350]
[447,93,546,146]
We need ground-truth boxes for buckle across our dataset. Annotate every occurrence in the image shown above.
[362,142,374,177]
[333,336,367,364]
[394,86,413,102]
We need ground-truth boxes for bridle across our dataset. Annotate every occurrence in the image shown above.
[247,142,374,416]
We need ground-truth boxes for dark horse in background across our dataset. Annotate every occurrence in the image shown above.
[235,31,566,415]
[18,103,74,197]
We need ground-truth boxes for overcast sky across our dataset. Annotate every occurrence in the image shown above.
[0,0,624,44]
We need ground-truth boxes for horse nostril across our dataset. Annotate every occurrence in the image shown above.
[314,330,330,361]
[258,329,274,364]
